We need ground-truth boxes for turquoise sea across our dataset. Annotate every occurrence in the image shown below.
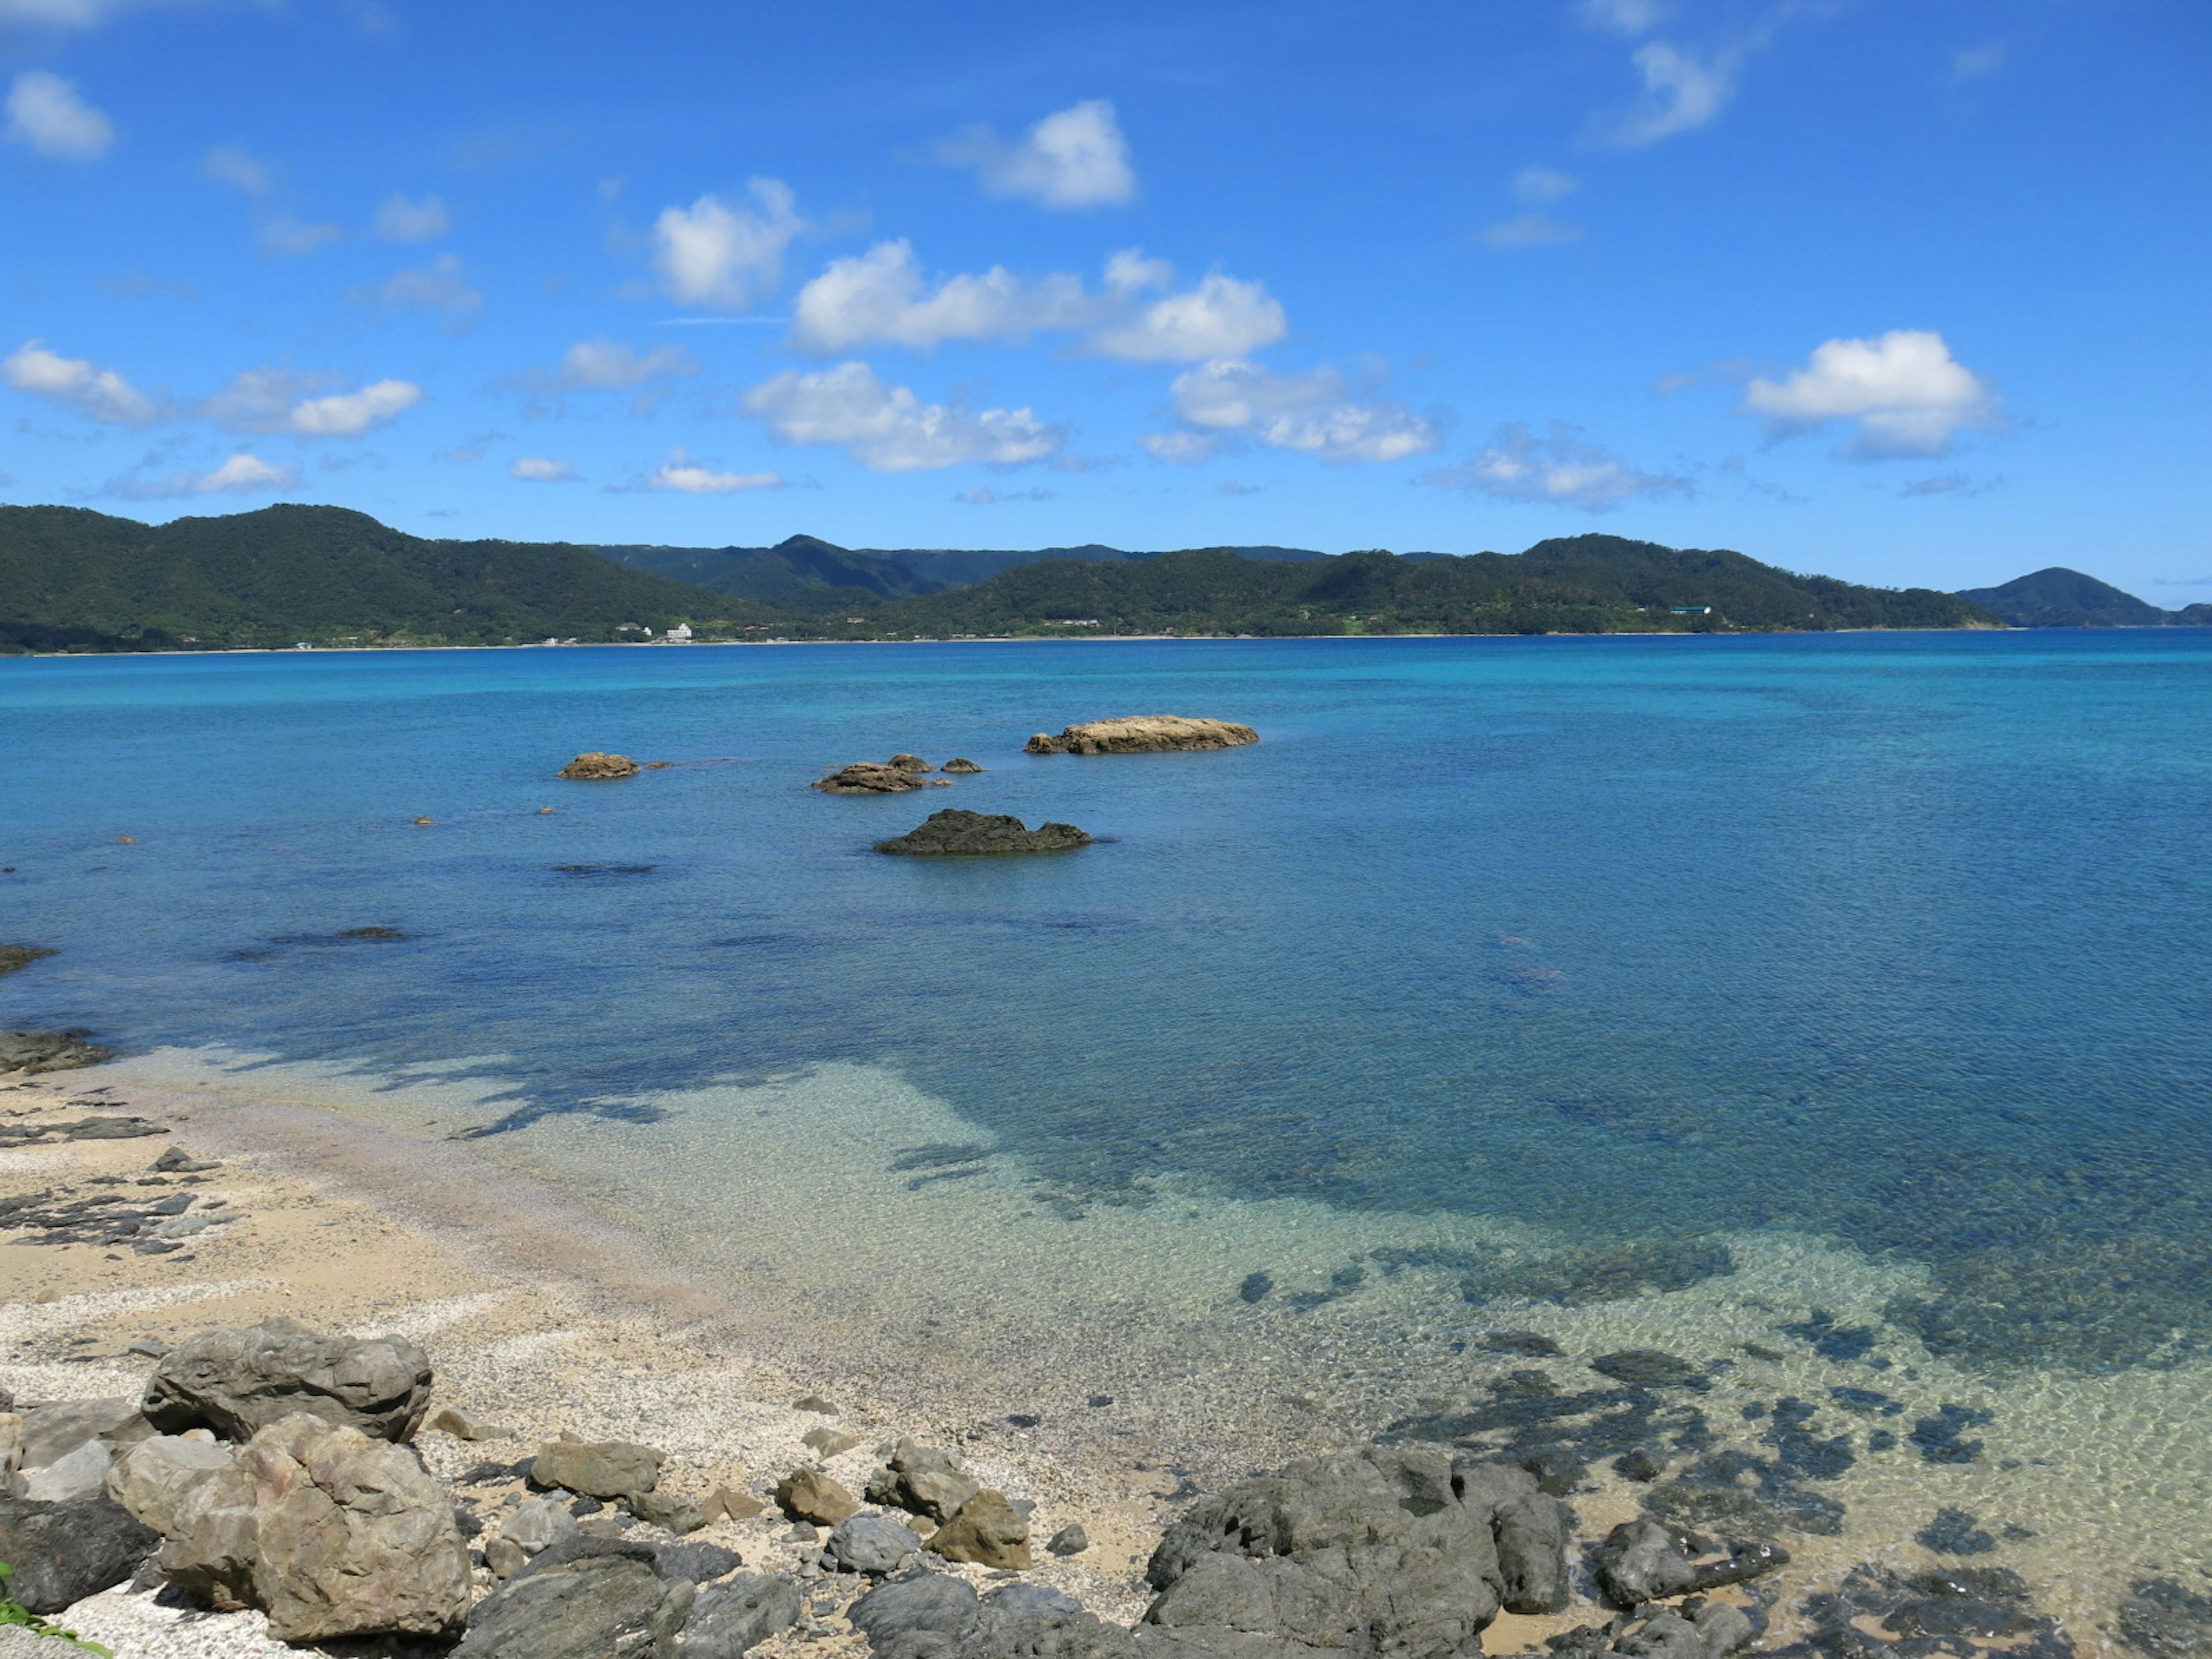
[7,632,2212,1638]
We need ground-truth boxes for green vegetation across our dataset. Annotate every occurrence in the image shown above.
[847,535,1999,638]
[0,503,781,652]
[0,1563,113,1655]
[1955,566,2211,628]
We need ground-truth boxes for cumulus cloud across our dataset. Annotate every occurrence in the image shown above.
[652,179,803,310]
[641,449,783,493]
[1090,271,1287,363]
[104,450,298,500]
[543,339,698,391]
[349,253,482,329]
[1422,423,1691,510]
[4,71,114,160]
[508,456,578,482]
[940,99,1135,209]
[1483,214,1582,248]
[1743,329,2000,457]
[257,216,342,256]
[202,144,273,195]
[790,240,1090,353]
[1149,359,1438,465]
[374,192,449,242]
[207,367,423,436]
[3,339,161,423]
[744,361,1064,472]
[1605,41,1740,145]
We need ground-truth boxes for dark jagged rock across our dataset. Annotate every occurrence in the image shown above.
[828,1512,922,1575]
[814,762,926,793]
[0,1029,116,1075]
[1026,716,1258,755]
[59,1116,165,1140]
[2119,1576,2212,1658]
[866,1440,981,1522]
[888,754,934,772]
[0,945,57,976]
[1593,1517,1790,1608]
[941,757,985,773]
[684,1572,804,1657]
[853,1573,1135,1659]
[1766,1562,2073,1659]
[1778,1310,1877,1364]
[453,1535,695,1658]
[142,1317,435,1442]
[1461,1238,1735,1306]
[0,1491,160,1612]
[875,809,1090,857]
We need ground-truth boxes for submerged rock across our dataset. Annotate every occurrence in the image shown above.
[1025,715,1257,755]
[557,752,641,780]
[0,1030,116,1075]
[0,945,56,976]
[876,809,1090,857]
[814,762,927,794]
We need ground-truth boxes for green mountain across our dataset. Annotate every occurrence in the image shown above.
[0,503,767,652]
[1956,567,2209,627]
[853,535,1999,637]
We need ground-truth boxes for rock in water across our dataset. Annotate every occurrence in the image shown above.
[142,1317,434,1442]
[453,1537,695,1659]
[0,1492,160,1613]
[875,809,1090,857]
[927,1488,1032,1569]
[1025,716,1257,755]
[0,945,57,976]
[0,1030,116,1075]
[888,754,934,772]
[813,762,927,793]
[941,757,985,772]
[529,1440,664,1501]
[557,752,641,780]
[866,1440,983,1522]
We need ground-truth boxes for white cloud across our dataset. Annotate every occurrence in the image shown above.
[1607,41,1737,145]
[955,486,1055,505]
[0,0,177,25]
[349,253,482,328]
[790,239,1091,353]
[642,449,783,493]
[1090,272,1287,363]
[202,143,273,195]
[195,452,295,493]
[1574,0,1668,36]
[1422,423,1691,510]
[1743,329,2001,457]
[208,368,423,436]
[374,192,449,242]
[941,98,1135,209]
[1152,358,1438,465]
[3,339,161,423]
[744,361,1064,472]
[508,456,578,482]
[4,71,115,160]
[257,216,342,256]
[546,339,697,391]
[1512,166,1580,205]
[1482,214,1582,249]
[652,179,803,310]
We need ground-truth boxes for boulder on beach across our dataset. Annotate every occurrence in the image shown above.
[143,1317,435,1444]
[453,1535,696,1659]
[813,762,927,794]
[874,809,1091,857]
[529,1439,664,1502]
[774,1465,859,1525]
[926,1488,1032,1570]
[558,752,641,781]
[0,1490,160,1613]
[1025,715,1257,755]
[866,1438,982,1522]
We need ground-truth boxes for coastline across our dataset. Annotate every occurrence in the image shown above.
[9,1044,2207,1657]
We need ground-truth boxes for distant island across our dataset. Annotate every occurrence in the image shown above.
[0,501,2188,654]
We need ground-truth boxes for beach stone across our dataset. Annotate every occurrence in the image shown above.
[501,1494,578,1555]
[0,1492,159,1613]
[17,1433,114,1503]
[1616,1448,1668,1483]
[927,1488,1032,1569]
[942,757,984,772]
[1143,1444,1506,1658]
[653,1539,743,1582]
[151,1145,218,1173]
[18,1396,149,1470]
[1916,1506,1998,1555]
[683,1572,804,1657]
[529,1438,663,1501]
[1050,1522,1091,1555]
[711,1484,766,1520]
[454,1538,695,1659]
[851,1571,981,1654]
[104,1433,236,1535]
[629,1488,709,1533]
[431,1406,510,1441]
[793,1393,838,1413]
[1460,1463,1571,1614]
[1619,1611,1710,1659]
[142,1317,434,1443]
[60,1115,165,1139]
[775,1466,860,1525]
[483,1536,528,1578]
[1026,716,1259,755]
[828,1512,922,1576]
[814,762,925,794]
[0,1413,18,1491]
[866,1438,982,1521]
[558,752,641,781]
[1694,1601,1756,1657]
[802,1425,862,1457]
[1594,1517,1788,1608]
[876,808,1091,857]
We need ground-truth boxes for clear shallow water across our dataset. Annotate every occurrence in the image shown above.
[6,632,2212,1376]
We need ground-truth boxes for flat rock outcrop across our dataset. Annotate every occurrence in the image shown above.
[815,762,927,794]
[557,752,640,780]
[0,945,56,977]
[0,1031,116,1075]
[143,1317,434,1443]
[875,810,1090,857]
[1025,716,1257,755]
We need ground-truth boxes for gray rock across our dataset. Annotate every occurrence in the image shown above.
[500,1495,578,1555]
[142,1317,434,1442]
[483,1536,528,1578]
[814,763,926,794]
[0,1031,116,1075]
[152,1145,218,1173]
[1619,1611,1711,1659]
[1142,1445,1507,1659]
[60,1116,164,1139]
[529,1438,663,1501]
[866,1439,982,1522]
[18,1435,113,1503]
[0,1492,160,1613]
[653,1539,743,1582]
[851,1572,983,1658]
[628,1488,707,1533]
[1694,1601,1756,1658]
[105,1434,237,1536]
[683,1572,804,1657]
[454,1541,695,1658]
[1593,1518,1788,1609]
[19,1396,149,1469]
[876,809,1090,857]
[1050,1522,1091,1555]
[828,1513,922,1576]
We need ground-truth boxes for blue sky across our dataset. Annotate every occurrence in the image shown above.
[1,0,2204,594]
